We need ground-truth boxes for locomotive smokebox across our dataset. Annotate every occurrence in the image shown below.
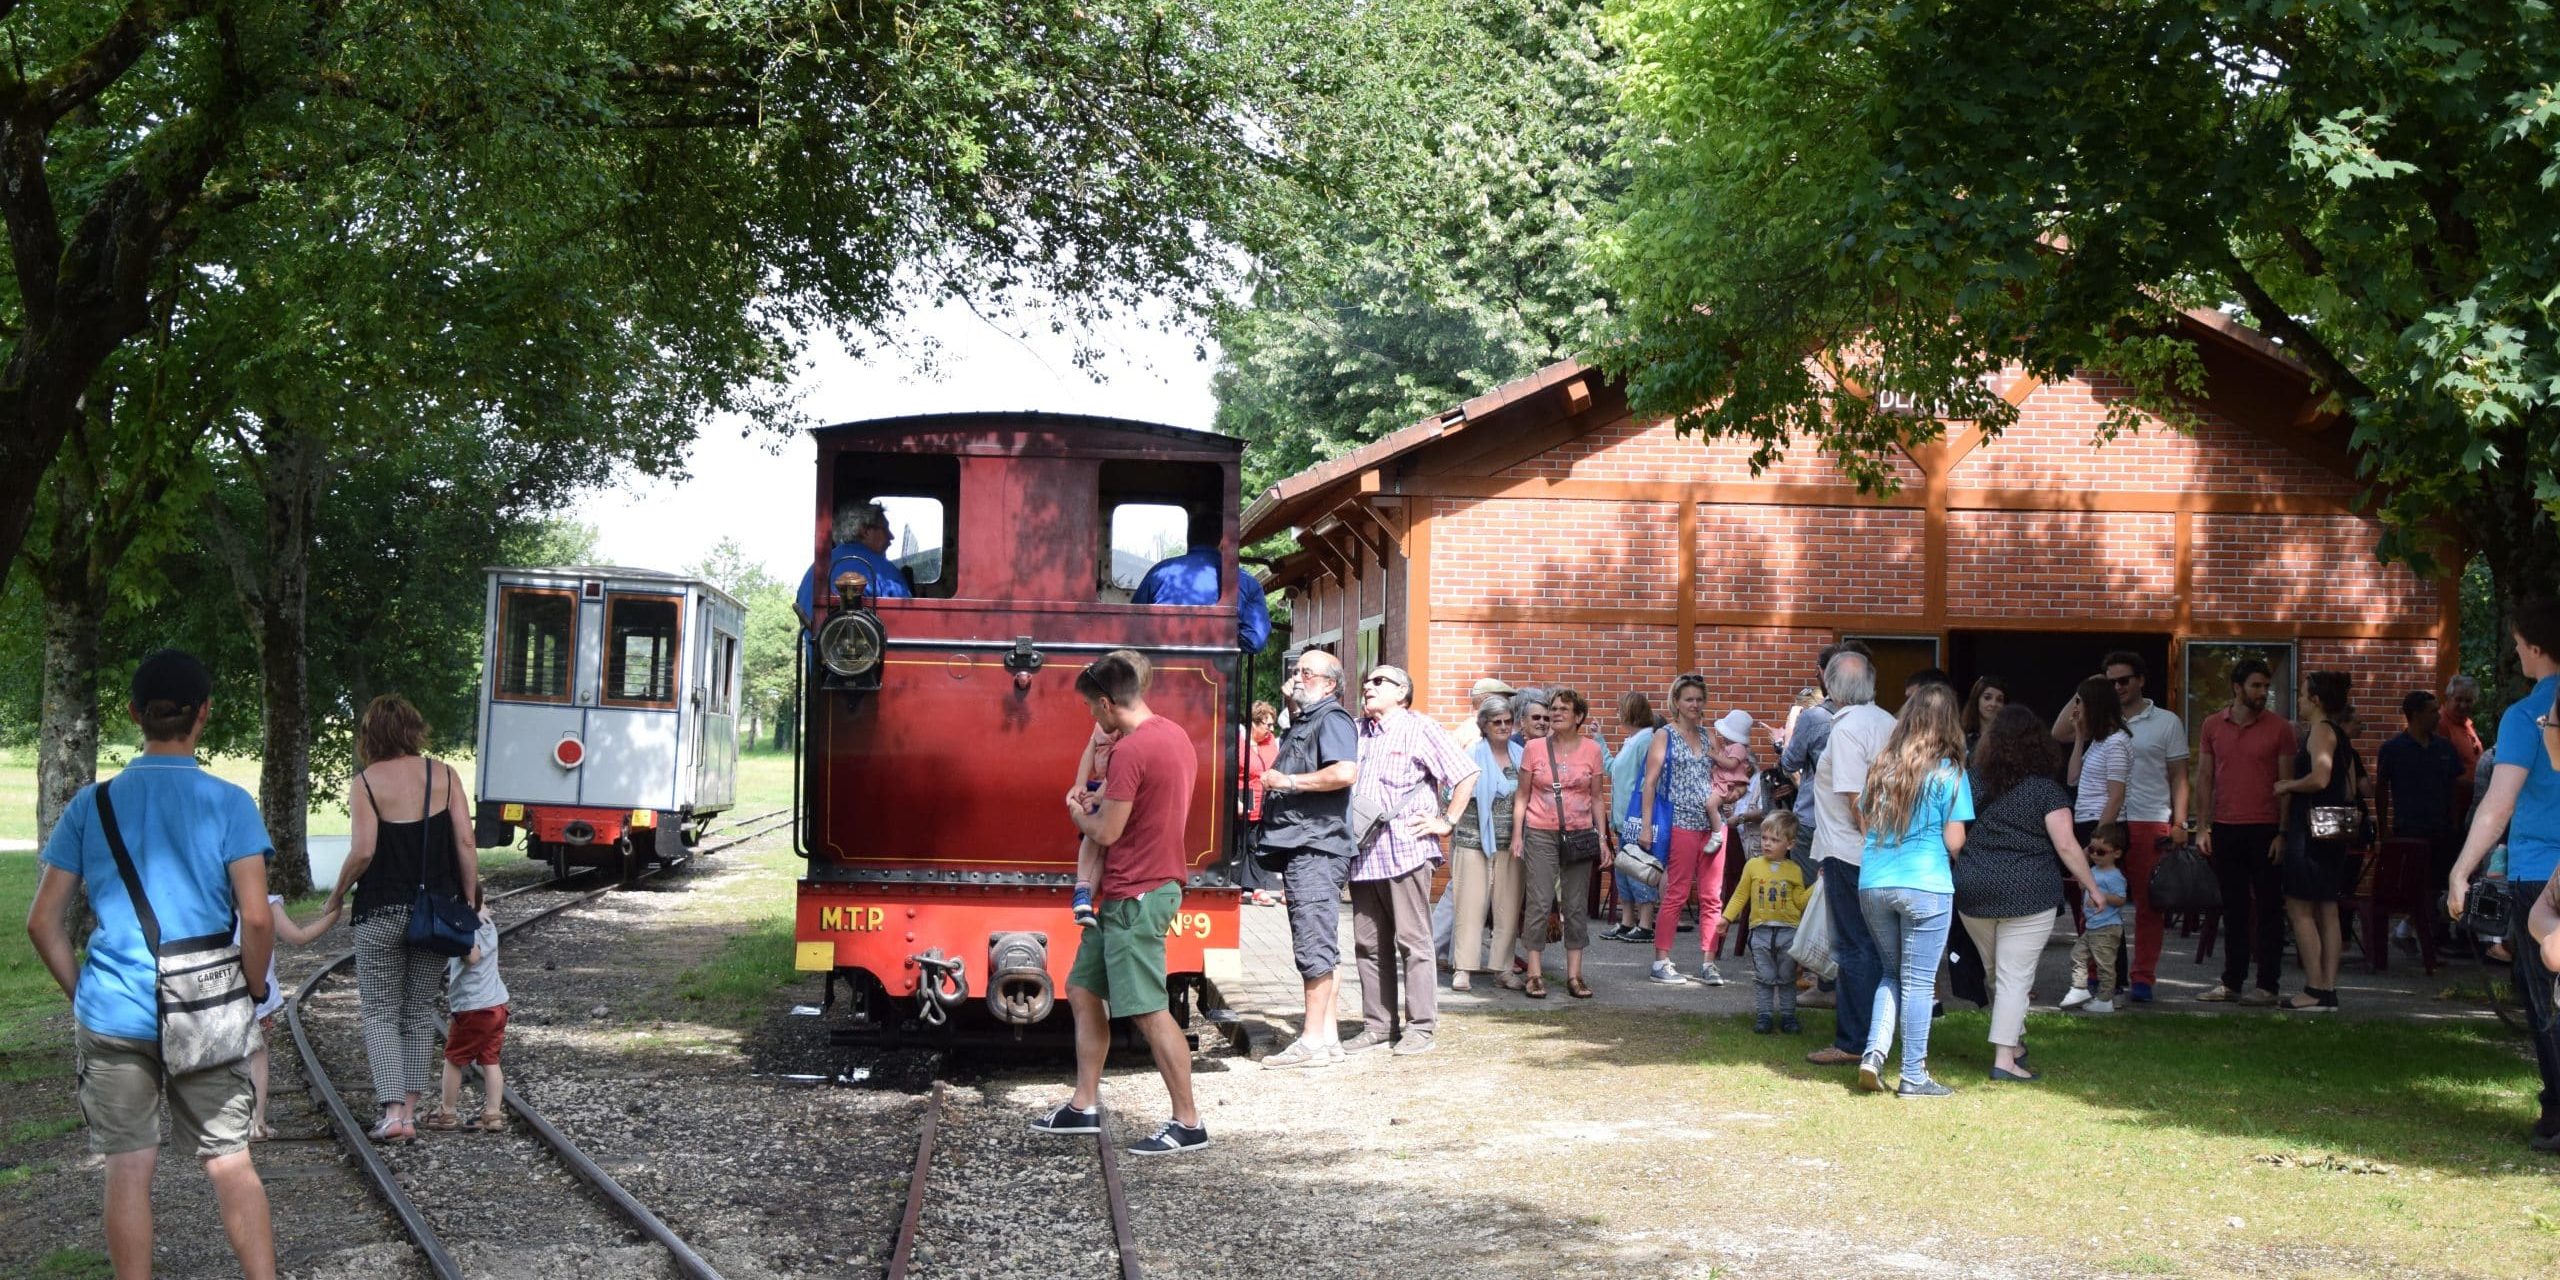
[985,932,1055,1026]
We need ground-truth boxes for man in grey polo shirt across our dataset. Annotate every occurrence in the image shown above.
[1801,649,1894,1067]
[2055,650,2189,1002]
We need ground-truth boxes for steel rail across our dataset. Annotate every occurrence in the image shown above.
[289,805,792,1280]
[884,1086,1145,1280]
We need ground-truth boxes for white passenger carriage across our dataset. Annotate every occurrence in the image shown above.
[471,566,746,874]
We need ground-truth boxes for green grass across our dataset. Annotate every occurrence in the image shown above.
[1468,1005,2560,1277]
[0,743,363,847]
[6,1114,80,1146]
[33,1249,113,1279]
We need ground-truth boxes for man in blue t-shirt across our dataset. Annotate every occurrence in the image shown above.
[25,649,278,1277]
[794,499,916,622]
[2447,598,2560,1153]
[1128,504,1270,653]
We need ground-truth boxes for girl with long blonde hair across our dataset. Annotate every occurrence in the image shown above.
[1853,682,1975,1097]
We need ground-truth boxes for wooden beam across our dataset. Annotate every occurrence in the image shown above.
[1425,603,2438,642]
[2172,510,2194,639]
[1399,473,2366,517]
[1676,500,1699,674]
[1407,508,1435,718]
[1365,496,1413,555]
[1326,501,1390,566]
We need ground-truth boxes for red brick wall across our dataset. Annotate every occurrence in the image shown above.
[1950,376,2360,497]
[1424,620,1677,725]
[1695,627,1834,755]
[1429,497,1680,610]
[2302,637,2445,761]
[2191,513,2441,626]
[1697,505,1925,615]
[1501,412,1926,489]
[1947,511,2176,618]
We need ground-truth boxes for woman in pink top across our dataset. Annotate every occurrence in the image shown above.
[1510,688,1616,999]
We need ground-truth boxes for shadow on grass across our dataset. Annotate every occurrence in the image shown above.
[1455,1001,2550,1176]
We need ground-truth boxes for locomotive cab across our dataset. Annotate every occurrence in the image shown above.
[793,414,1253,1046]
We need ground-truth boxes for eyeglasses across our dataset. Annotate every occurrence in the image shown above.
[1363,677,1401,689]
[1292,668,1332,681]
[2108,675,2138,686]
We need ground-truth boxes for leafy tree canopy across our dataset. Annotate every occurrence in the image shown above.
[1215,1,1624,494]
[1597,0,2560,612]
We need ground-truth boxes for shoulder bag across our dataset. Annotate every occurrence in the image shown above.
[400,758,480,957]
[95,779,257,1075]
[2145,835,2222,916]
[1544,738,1604,864]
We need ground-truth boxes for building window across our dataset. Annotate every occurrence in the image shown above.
[1356,618,1383,681]
[2184,641,2296,742]
[1843,634,1942,714]
[1107,502,1190,596]
[604,594,683,707]
[495,588,576,703]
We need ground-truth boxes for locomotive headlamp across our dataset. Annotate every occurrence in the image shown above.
[818,609,886,679]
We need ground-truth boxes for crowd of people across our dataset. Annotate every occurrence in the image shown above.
[1237,611,2560,1133]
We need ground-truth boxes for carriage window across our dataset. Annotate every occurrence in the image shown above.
[496,589,576,703]
[604,594,682,706]
[714,632,740,712]
[1107,503,1191,594]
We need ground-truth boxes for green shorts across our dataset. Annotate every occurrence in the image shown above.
[74,1023,254,1158]
[1068,882,1181,1018]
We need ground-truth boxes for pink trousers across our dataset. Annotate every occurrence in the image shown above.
[1655,825,1726,960]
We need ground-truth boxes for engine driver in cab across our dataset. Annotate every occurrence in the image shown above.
[796,499,914,624]
[1127,500,1270,653]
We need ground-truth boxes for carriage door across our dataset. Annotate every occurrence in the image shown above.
[694,601,740,811]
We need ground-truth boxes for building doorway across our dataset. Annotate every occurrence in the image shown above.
[1947,630,2175,726]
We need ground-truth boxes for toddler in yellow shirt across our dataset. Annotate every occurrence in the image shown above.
[1731,812,1810,1034]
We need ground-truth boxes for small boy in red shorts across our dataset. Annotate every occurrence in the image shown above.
[425,885,509,1132]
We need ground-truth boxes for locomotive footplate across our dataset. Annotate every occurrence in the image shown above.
[796,880,1242,1041]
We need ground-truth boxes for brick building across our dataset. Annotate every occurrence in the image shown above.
[1243,308,2458,756]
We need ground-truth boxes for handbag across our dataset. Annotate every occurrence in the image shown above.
[1786,873,1839,981]
[1541,738,1604,864]
[94,780,256,1075]
[2307,806,2357,842]
[398,758,480,958]
[2146,837,2222,916]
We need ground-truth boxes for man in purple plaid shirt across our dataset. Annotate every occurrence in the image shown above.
[1346,665,1478,1056]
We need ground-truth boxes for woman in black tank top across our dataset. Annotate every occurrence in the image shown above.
[322,695,481,1141]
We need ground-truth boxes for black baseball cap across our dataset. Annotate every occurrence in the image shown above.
[131,649,212,710]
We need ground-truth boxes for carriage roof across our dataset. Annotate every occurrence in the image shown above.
[479,565,744,613]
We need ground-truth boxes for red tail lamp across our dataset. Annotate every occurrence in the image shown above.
[553,735,586,769]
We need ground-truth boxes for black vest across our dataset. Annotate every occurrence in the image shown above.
[1256,698,1358,856]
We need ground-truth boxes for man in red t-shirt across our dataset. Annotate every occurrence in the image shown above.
[1031,653,1207,1156]
[2192,657,2298,1005]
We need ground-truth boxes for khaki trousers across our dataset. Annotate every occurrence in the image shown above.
[1448,844,1523,972]
[1351,866,1438,1037]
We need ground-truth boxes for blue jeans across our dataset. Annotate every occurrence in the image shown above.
[1822,859,1878,1054]
[1859,886,1954,1086]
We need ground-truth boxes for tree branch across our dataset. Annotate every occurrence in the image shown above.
[2215,243,2375,402]
[28,0,218,123]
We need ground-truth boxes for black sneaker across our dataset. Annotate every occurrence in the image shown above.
[1127,1119,1209,1156]
[1029,1102,1101,1135]
[1897,1078,1955,1099]
[1627,926,1656,944]
[1598,924,1630,942]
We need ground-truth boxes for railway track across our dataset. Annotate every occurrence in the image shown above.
[886,1082,1143,1280]
[283,805,790,1279]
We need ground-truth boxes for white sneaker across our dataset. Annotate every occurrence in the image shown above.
[1698,963,1729,987]
[2059,987,2093,1010]
[1262,1038,1333,1069]
[2084,999,2116,1014]
[1649,959,1689,985]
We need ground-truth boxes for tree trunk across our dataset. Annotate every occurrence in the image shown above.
[2467,432,2560,708]
[256,424,321,897]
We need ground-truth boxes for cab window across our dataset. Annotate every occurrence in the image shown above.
[604,594,682,706]
[495,588,576,702]
[831,453,960,599]
[1098,458,1221,603]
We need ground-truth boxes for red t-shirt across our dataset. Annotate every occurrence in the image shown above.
[2199,708,2297,825]
[1099,714,1197,901]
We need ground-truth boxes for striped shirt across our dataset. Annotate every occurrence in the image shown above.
[2074,731,2134,823]
[1351,708,1479,882]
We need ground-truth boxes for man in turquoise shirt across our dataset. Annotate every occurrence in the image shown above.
[26,649,278,1278]
[2448,598,2560,1153]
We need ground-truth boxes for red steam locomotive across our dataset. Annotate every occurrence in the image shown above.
[791,412,1250,1044]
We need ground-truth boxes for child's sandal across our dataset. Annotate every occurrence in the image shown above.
[418,1108,461,1131]
[466,1111,507,1133]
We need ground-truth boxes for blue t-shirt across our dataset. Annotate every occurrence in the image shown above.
[39,756,272,1041]
[2493,675,2560,881]
[794,543,915,619]
[1858,763,1975,893]
[2085,866,2129,929]
[1129,546,1271,653]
